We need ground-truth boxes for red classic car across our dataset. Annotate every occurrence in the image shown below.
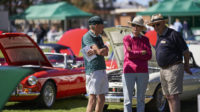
[0,33,86,108]
[39,43,84,68]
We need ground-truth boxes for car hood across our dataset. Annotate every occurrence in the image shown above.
[104,26,159,68]
[0,33,52,67]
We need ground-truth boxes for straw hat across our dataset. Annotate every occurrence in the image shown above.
[128,16,145,27]
[147,13,168,26]
[128,16,146,30]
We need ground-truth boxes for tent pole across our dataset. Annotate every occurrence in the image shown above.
[192,16,194,27]
[168,16,171,25]
[48,20,51,28]
[64,19,67,31]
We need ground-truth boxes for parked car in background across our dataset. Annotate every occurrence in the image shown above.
[44,52,74,69]
[187,42,200,67]
[0,33,86,108]
[39,43,84,68]
[104,26,200,112]
[38,43,118,70]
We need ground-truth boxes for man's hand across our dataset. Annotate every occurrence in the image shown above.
[91,44,109,56]
[184,64,192,75]
[183,50,192,75]
[100,46,109,56]
[87,49,95,56]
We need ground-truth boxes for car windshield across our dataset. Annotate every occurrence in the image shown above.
[39,45,74,56]
[45,53,65,68]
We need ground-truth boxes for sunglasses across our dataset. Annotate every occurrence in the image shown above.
[153,23,160,27]
[131,24,141,27]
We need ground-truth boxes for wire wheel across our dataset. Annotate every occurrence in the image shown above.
[38,81,56,108]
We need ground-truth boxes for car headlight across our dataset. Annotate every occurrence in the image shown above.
[28,76,38,86]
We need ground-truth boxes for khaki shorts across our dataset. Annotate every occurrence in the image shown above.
[160,63,184,95]
[86,70,108,95]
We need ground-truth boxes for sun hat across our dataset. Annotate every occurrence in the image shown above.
[88,16,104,25]
[128,16,146,27]
[128,16,146,30]
[147,13,168,26]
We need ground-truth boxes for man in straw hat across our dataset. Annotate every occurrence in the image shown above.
[123,16,152,112]
[82,16,109,112]
[148,13,192,112]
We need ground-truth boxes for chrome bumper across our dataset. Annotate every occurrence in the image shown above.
[105,95,153,103]
[11,91,40,96]
[105,95,124,103]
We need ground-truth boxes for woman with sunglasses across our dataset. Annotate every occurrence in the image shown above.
[122,16,152,112]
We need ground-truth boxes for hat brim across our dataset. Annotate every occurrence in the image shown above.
[147,19,168,26]
[128,21,145,27]
[127,21,147,31]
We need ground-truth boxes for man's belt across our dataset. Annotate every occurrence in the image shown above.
[161,61,182,69]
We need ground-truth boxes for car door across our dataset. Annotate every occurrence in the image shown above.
[181,52,200,99]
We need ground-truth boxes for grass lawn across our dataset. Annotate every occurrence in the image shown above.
[3,95,125,112]
[3,96,197,112]
[4,96,88,112]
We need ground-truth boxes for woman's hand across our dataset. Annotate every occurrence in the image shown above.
[127,46,131,51]
[141,50,147,55]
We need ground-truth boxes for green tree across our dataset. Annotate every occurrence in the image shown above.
[149,0,158,7]
[64,0,94,12]
[0,0,33,16]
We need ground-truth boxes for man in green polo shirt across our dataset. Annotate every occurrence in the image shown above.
[82,16,109,112]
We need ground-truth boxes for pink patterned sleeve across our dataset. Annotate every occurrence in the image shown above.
[138,38,152,61]
[123,36,142,59]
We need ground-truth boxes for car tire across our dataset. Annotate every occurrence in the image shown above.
[38,81,56,108]
[146,85,169,112]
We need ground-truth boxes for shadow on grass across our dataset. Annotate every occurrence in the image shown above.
[104,98,197,112]
[4,95,88,110]
[104,108,136,112]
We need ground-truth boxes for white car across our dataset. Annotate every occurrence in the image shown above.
[104,26,200,112]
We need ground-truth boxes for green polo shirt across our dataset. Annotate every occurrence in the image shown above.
[82,30,106,75]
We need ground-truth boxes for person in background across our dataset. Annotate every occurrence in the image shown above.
[24,24,33,34]
[123,16,152,112]
[47,25,57,42]
[173,18,183,32]
[10,21,17,32]
[81,16,109,112]
[34,24,46,44]
[55,27,64,41]
[148,14,192,112]
[182,20,189,39]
